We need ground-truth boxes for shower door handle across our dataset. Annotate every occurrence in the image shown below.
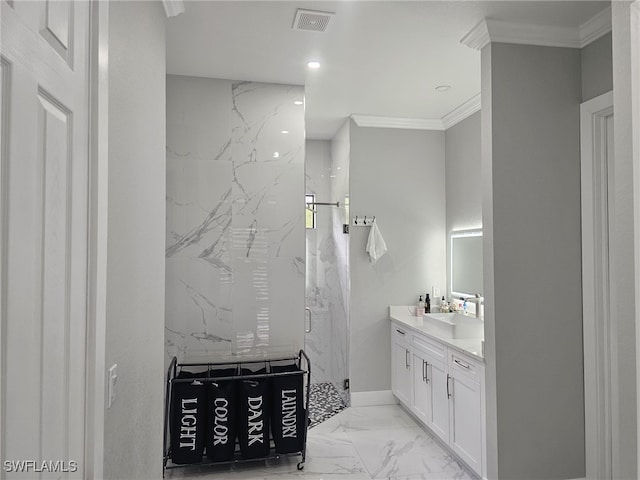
[305,307,312,333]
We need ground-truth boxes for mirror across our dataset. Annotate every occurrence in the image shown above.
[450,229,483,297]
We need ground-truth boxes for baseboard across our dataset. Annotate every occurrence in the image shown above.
[350,390,397,407]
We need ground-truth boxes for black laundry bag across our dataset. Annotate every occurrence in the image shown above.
[206,368,238,462]
[237,368,270,459]
[170,371,206,464]
[270,363,305,454]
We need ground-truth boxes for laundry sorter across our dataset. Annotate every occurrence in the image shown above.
[162,350,310,476]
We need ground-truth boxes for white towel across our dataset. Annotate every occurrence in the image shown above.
[366,220,388,264]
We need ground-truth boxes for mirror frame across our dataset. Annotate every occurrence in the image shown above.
[450,229,483,298]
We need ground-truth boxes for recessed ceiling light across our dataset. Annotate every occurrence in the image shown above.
[281,130,289,134]
[273,152,280,158]
[307,61,321,69]
[435,85,451,92]
[294,100,304,105]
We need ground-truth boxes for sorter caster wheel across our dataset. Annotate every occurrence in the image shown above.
[297,462,305,470]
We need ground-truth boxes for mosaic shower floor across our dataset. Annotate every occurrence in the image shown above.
[308,382,347,428]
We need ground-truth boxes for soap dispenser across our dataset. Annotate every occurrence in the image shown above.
[417,295,424,316]
[440,296,447,313]
[425,294,431,313]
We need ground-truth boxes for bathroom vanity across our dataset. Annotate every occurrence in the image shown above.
[389,306,486,479]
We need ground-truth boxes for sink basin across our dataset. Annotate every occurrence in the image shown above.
[422,312,484,339]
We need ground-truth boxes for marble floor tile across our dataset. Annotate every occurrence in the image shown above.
[165,405,474,480]
[335,405,417,432]
[390,471,476,480]
[346,426,464,479]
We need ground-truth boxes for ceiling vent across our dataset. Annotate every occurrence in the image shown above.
[292,9,334,33]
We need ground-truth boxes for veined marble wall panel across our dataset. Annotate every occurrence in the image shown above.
[166,76,234,363]
[166,76,305,363]
[230,81,305,357]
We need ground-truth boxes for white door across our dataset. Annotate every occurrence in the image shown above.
[1,1,90,478]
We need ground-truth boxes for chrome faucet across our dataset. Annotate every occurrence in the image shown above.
[466,294,483,319]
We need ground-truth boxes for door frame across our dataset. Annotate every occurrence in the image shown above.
[85,0,109,477]
[581,90,614,480]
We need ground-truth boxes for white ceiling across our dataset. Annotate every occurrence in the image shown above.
[166,1,609,140]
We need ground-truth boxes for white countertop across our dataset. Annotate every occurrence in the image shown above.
[389,306,484,362]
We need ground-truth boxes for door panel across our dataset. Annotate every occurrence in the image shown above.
[429,360,449,444]
[393,341,411,405]
[40,0,73,65]
[412,351,429,423]
[450,375,482,473]
[1,1,90,477]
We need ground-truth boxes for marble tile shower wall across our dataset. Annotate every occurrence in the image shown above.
[166,77,305,364]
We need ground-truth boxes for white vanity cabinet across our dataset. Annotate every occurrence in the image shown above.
[390,320,485,478]
[391,325,412,406]
[448,350,483,474]
[412,335,450,445]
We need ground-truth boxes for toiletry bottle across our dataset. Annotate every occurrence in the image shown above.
[418,295,424,316]
[425,294,431,313]
[463,298,468,315]
[441,296,447,312]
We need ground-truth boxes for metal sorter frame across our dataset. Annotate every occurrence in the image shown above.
[163,350,311,477]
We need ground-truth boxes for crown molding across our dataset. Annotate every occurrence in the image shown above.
[462,7,612,51]
[460,19,490,50]
[351,93,481,133]
[163,0,185,18]
[351,115,444,131]
[579,6,611,47]
[442,94,481,130]
[463,18,582,50]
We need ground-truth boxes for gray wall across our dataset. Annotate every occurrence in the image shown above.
[349,122,446,393]
[445,112,482,297]
[611,3,638,478]
[104,2,166,478]
[581,32,613,102]
[482,43,584,479]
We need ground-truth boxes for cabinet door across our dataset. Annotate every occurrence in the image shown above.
[449,372,482,475]
[392,339,412,406]
[429,358,450,445]
[412,351,430,423]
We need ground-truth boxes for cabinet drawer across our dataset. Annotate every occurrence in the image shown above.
[413,334,445,361]
[392,324,410,345]
[449,350,480,382]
